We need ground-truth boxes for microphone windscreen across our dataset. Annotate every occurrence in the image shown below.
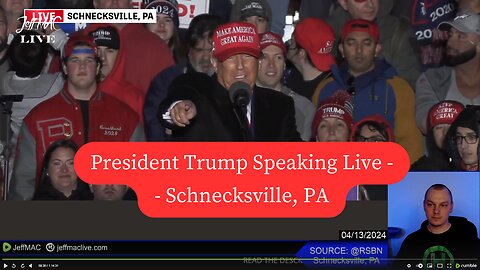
[228,81,251,107]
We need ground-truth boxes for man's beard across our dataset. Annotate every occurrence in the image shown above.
[191,60,214,76]
[445,47,476,66]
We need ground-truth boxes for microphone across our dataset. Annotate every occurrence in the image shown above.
[229,82,252,141]
[229,81,251,109]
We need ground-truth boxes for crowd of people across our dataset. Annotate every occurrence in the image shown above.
[0,0,479,202]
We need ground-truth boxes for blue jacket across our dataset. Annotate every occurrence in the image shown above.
[316,59,423,164]
[318,59,397,126]
[144,61,194,141]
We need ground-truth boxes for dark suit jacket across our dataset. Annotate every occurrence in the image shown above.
[159,73,302,142]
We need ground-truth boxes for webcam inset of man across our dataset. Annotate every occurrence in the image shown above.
[390,177,480,270]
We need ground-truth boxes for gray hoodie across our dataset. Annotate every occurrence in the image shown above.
[326,0,422,88]
[415,66,453,132]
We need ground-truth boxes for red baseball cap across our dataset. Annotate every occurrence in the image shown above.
[342,19,380,43]
[428,100,465,129]
[212,22,260,62]
[63,33,97,59]
[293,18,336,72]
[259,31,286,54]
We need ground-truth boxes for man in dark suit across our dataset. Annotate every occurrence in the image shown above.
[159,22,301,142]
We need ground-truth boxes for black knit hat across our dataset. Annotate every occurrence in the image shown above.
[451,106,479,135]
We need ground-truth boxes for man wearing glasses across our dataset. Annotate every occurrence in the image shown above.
[350,115,392,200]
[351,115,393,143]
[416,12,480,135]
[444,106,480,171]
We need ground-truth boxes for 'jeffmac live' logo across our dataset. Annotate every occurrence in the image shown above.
[16,8,155,43]
[17,10,62,44]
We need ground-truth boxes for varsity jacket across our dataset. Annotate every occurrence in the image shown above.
[9,87,145,200]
